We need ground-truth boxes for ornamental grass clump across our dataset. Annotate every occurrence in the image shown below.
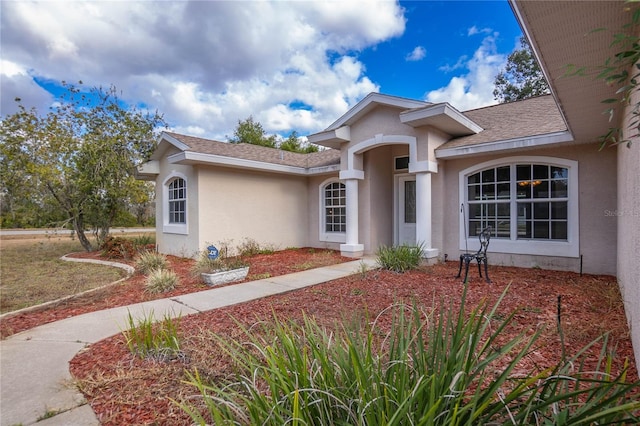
[179,286,640,425]
[145,268,178,293]
[122,310,182,362]
[135,251,168,275]
[376,243,424,272]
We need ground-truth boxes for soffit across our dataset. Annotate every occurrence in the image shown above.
[512,0,633,143]
[400,103,483,136]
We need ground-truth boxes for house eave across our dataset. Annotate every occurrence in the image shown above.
[136,160,160,181]
[307,126,351,149]
[435,130,574,159]
[400,103,483,136]
[168,151,340,176]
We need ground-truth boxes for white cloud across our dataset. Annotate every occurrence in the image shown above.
[439,55,468,73]
[405,46,426,62]
[425,33,506,111]
[467,25,492,36]
[0,0,405,139]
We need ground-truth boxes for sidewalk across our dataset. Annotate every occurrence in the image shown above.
[0,258,377,426]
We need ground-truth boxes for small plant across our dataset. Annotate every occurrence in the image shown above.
[376,243,424,272]
[191,246,248,275]
[135,251,167,275]
[238,237,275,256]
[356,260,370,278]
[132,234,155,247]
[122,310,182,361]
[248,272,271,280]
[145,268,178,293]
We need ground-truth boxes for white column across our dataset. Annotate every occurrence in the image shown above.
[340,178,364,257]
[415,171,439,259]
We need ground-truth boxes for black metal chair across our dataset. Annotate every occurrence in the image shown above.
[456,226,491,283]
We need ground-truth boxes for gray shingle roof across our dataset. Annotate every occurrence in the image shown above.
[163,95,565,168]
[439,95,567,150]
[165,132,341,168]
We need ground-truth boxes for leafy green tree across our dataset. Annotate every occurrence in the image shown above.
[493,36,550,103]
[279,131,319,153]
[227,116,277,148]
[0,83,166,251]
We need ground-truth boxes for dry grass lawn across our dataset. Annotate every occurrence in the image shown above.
[0,235,126,314]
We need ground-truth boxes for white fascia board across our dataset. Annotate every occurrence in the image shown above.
[400,103,483,135]
[150,132,191,160]
[168,151,340,176]
[326,93,428,131]
[307,126,351,149]
[435,131,574,159]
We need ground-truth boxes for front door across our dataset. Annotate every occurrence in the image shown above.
[396,175,416,246]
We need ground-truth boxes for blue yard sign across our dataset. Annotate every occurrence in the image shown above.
[207,245,219,260]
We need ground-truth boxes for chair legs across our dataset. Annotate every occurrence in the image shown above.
[455,254,490,283]
[482,259,491,283]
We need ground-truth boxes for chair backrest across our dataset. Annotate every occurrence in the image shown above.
[477,226,491,256]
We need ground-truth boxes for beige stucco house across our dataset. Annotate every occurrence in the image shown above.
[138,1,639,363]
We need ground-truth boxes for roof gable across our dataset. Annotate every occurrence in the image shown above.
[325,92,429,131]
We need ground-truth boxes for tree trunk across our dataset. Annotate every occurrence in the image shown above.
[73,214,93,252]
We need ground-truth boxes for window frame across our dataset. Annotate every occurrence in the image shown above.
[163,173,188,235]
[319,178,346,243]
[459,156,579,258]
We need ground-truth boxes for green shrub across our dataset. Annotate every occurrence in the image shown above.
[135,251,168,275]
[132,234,155,247]
[180,288,640,425]
[145,268,178,293]
[376,243,424,272]
[122,310,182,361]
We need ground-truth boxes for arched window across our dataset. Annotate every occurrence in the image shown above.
[163,174,188,234]
[319,179,346,243]
[460,157,578,257]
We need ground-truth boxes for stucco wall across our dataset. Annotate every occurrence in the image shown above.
[196,167,309,254]
[362,146,394,252]
[155,147,200,257]
[439,144,617,275]
[617,91,640,365]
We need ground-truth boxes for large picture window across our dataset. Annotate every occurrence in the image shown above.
[319,179,346,242]
[460,157,578,257]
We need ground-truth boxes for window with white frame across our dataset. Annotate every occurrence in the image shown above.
[163,174,188,234]
[168,178,186,224]
[320,180,346,242]
[460,157,578,257]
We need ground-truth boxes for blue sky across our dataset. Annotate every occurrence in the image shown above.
[0,0,522,141]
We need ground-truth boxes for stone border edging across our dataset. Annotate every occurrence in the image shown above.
[0,254,135,321]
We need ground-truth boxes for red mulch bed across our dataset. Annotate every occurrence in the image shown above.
[0,248,349,338]
[68,257,638,425]
[3,249,637,424]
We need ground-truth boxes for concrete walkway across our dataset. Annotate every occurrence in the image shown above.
[0,258,378,426]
